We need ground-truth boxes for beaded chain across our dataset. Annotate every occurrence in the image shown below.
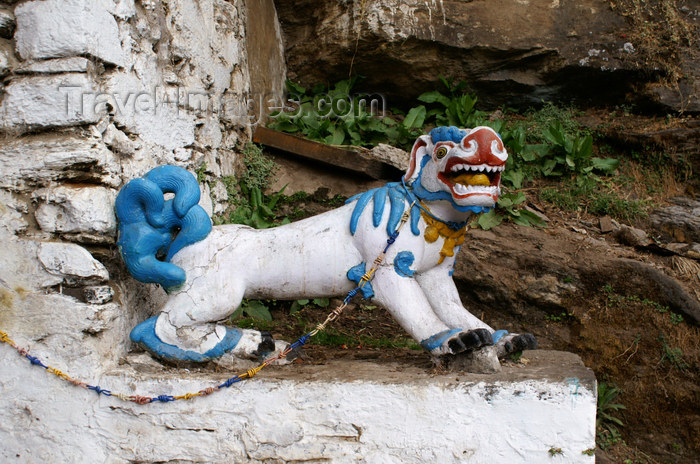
[0,207,413,405]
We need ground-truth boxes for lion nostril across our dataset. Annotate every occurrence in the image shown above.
[462,140,478,156]
[490,139,507,161]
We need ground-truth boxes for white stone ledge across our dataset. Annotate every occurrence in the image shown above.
[0,350,596,463]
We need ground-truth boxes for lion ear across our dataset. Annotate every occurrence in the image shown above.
[403,135,433,184]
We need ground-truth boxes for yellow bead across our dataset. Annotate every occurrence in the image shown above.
[424,226,439,242]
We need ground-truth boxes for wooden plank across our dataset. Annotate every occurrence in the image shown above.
[252,126,389,179]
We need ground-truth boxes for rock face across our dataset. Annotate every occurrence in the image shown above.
[0,73,100,130]
[650,197,700,244]
[452,222,700,325]
[274,0,698,112]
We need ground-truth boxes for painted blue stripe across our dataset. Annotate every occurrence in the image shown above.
[393,251,415,277]
[372,187,387,227]
[346,262,374,298]
[387,186,405,236]
[349,190,373,235]
[420,328,462,352]
[410,202,421,235]
[491,330,509,343]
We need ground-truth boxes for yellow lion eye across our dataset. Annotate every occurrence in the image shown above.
[436,146,448,159]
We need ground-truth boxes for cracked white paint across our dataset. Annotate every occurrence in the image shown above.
[0,353,596,463]
[15,0,124,66]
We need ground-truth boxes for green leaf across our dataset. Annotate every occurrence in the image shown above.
[328,125,345,145]
[290,299,309,313]
[243,300,272,320]
[579,135,593,158]
[503,170,525,189]
[511,212,532,227]
[286,80,306,96]
[541,159,558,176]
[403,105,426,129]
[517,210,547,228]
[269,120,301,133]
[417,90,451,107]
[544,122,566,146]
[439,75,451,93]
[313,297,330,308]
[477,210,503,230]
[590,157,619,173]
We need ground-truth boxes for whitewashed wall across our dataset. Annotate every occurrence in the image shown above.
[0,0,285,392]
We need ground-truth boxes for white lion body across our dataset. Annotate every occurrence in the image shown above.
[132,126,534,362]
[159,201,490,356]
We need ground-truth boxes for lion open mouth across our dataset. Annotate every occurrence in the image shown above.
[438,159,504,198]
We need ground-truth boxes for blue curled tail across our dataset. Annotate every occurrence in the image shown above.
[115,165,212,290]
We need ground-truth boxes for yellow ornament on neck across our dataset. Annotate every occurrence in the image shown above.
[420,206,467,264]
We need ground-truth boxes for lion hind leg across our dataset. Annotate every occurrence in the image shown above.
[133,275,286,363]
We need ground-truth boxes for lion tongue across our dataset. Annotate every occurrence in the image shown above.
[452,173,490,186]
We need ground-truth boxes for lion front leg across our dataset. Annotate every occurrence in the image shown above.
[371,267,493,356]
[415,263,537,359]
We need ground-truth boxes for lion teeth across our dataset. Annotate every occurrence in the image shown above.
[447,163,505,174]
[452,184,499,196]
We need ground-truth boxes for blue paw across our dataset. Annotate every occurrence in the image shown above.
[420,328,462,352]
[130,316,242,363]
[491,330,508,343]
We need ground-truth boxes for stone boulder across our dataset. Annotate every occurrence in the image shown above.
[33,186,118,241]
[649,197,700,244]
[37,241,109,287]
[273,0,698,112]
[15,0,124,66]
[0,134,121,191]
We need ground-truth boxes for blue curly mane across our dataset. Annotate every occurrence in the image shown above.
[115,166,212,289]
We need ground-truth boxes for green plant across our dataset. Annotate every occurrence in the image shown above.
[539,179,648,223]
[240,143,277,191]
[232,299,273,321]
[596,381,626,447]
[290,298,330,313]
[603,286,687,327]
[418,76,487,128]
[545,311,574,323]
[310,328,421,350]
[269,78,423,150]
[582,448,596,456]
[509,350,523,363]
[659,332,689,370]
[195,162,207,183]
[548,447,563,456]
[540,121,618,177]
[476,192,547,230]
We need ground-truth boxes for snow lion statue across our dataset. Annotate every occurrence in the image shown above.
[116,126,536,367]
